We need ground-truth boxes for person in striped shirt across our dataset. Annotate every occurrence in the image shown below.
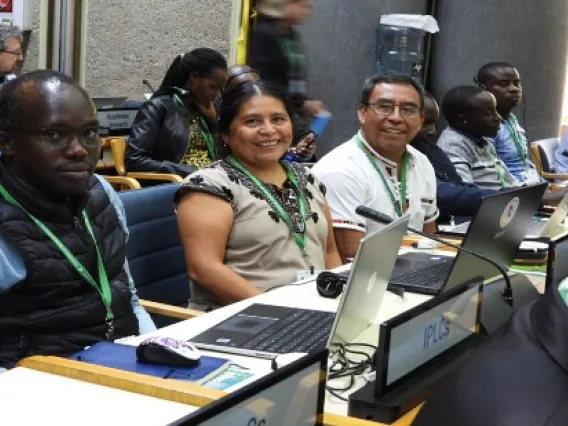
[437,85,519,190]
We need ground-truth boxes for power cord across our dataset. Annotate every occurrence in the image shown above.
[326,342,377,402]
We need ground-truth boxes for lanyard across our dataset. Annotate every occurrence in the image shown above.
[196,114,215,160]
[225,157,311,267]
[503,115,527,172]
[0,183,115,336]
[481,144,504,188]
[356,135,408,217]
[174,94,215,161]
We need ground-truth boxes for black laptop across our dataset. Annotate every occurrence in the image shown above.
[388,182,548,295]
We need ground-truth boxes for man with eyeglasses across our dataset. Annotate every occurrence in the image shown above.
[0,24,23,85]
[313,73,438,261]
[0,70,155,370]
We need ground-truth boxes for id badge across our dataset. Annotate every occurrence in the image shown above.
[289,80,307,94]
[296,269,324,282]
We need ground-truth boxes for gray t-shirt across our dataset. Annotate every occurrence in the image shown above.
[438,127,519,189]
[176,160,329,309]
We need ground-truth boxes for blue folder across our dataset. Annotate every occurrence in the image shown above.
[70,341,230,384]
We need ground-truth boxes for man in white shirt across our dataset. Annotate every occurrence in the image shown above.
[0,25,23,85]
[313,73,438,261]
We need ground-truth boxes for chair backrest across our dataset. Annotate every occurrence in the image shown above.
[118,183,190,307]
[533,138,559,173]
[109,137,128,175]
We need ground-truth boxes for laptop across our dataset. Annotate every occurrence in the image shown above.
[168,349,327,426]
[388,182,547,295]
[188,215,409,358]
[450,187,568,239]
[93,96,128,109]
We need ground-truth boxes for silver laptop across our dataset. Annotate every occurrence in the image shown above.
[188,215,410,358]
[451,189,568,239]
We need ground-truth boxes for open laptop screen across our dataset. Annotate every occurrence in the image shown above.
[169,349,327,426]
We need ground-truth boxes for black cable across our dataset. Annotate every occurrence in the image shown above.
[325,342,377,401]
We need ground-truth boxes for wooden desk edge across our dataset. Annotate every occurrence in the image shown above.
[324,403,422,426]
[17,355,225,407]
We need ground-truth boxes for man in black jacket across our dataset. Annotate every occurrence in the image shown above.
[0,70,155,368]
[413,280,568,425]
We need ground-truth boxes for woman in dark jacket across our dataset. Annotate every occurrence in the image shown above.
[125,48,228,177]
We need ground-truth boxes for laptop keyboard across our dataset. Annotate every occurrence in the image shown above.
[389,260,453,291]
[241,309,335,354]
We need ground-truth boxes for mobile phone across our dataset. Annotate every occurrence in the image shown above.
[309,112,331,137]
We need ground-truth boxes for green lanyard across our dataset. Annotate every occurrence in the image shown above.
[225,157,311,267]
[0,183,115,337]
[504,115,528,173]
[196,114,216,160]
[174,94,215,161]
[481,144,505,188]
[356,135,408,217]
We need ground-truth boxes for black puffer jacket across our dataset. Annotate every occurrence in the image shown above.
[125,91,218,177]
[0,170,139,368]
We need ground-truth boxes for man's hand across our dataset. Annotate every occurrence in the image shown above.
[294,133,317,160]
[303,100,325,117]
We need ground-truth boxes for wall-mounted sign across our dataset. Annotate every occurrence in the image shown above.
[0,0,24,28]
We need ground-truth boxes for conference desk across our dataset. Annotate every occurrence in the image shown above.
[0,367,199,425]
[123,256,433,415]
[12,243,545,425]
[119,243,545,424]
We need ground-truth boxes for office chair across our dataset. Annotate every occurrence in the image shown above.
[119,183,196,327]
[530,138,568,181]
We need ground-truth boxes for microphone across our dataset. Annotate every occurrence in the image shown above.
[142,79,155,93]
[355,205,513,306]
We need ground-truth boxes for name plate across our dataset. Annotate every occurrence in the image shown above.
[97,108,138,133]
[375,279,483,397]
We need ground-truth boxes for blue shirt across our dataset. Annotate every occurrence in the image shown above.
[0,174,156,335]
[554,129,568,174]
[489,115,541,183]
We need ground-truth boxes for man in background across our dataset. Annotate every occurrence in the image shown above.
[475,62,541,184]
[410,92,496,221]
[0,25,23,84]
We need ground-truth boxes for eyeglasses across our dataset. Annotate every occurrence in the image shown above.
[8,127,100,150]
[366,101,421,118]
[0,49,23,57]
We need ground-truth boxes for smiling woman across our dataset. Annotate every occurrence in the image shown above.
[173,81,342,311]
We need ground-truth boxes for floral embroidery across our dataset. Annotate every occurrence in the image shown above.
[312,212,319,223]
[268,211,280,223]
[189,175,204,185]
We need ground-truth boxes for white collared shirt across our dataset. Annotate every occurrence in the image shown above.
[312,131,439,232]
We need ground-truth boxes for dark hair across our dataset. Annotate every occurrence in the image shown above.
[476,61,516,86]
[159,47,227,91]
[218,80,294,136]
[441,85,486,127]
[360,73,425,107]
[0,70,87,131]
[226,64,259,89]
